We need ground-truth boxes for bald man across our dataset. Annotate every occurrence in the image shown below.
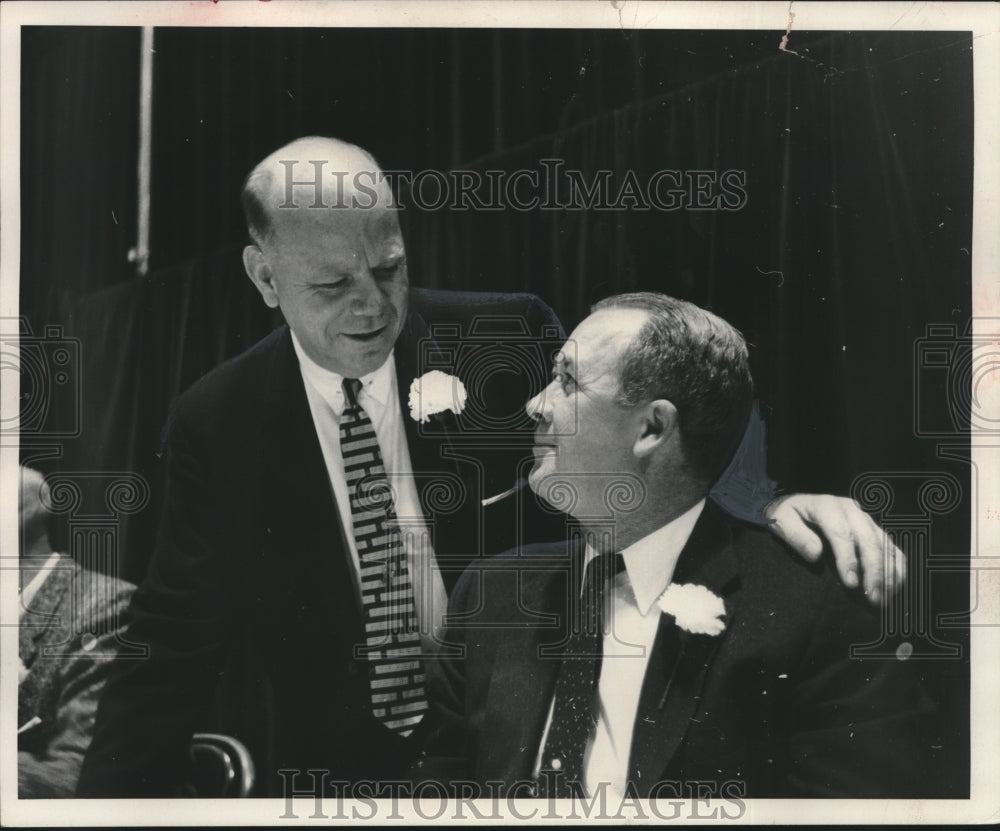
[78,137,571,796]
[78,137,904,797]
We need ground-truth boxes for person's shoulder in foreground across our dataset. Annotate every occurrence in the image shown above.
[18,466,136,798]
[164,323,290,432]
[670,508,936,798]
[415,508,936,799]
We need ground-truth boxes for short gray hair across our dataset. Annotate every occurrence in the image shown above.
[240,166,274,247]
[592,292,753,485]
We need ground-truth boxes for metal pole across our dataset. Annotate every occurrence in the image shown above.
[129,26,154,276]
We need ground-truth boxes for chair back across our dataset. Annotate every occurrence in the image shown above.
[188,732,256,797]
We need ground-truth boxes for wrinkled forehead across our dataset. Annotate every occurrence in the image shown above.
[268,191,402,240]
[263,194,405,279]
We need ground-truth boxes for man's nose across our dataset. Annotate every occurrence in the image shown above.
[350,272,385,317]
[525,383,553,424]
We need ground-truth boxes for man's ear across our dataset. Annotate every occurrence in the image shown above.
[243,244,280,309]
[633,399,678,459]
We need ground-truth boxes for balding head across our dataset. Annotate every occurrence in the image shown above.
[240,136,409,377]
[241,136,394,248]
[19,465,52,559]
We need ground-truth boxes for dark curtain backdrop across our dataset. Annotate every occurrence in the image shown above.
[404,31,974,498]
[20,28,970,793]
[19,22,972,595]
[20,27,140,325]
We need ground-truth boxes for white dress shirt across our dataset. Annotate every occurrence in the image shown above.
[19,552,62,620]
[290,333,449,656]
[19,552,62,688]
[534,498,706,799]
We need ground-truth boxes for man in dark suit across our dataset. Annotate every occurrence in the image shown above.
[412,292,934,799]
[78,138,904,797]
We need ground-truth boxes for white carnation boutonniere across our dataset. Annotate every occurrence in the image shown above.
[408,371,468,423]
[656,583,727,636]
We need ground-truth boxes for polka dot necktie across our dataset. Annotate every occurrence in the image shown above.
[536,550,625,797]
[340,377,428,736]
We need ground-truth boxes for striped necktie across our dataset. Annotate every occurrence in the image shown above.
[339,377,428,736]
[537,550,625,797]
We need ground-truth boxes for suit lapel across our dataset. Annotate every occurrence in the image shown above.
[393,308,462,488]
[255,313,468,640]
[629,503,741,791]
[480,548,572,781]
[483,635,561,782]
[393,310,473,593]
[259,328,364,646]
[18,563,73,726]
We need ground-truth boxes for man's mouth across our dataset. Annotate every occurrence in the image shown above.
[345,326,387,343]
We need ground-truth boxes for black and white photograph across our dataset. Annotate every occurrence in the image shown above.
[1,1,997,825]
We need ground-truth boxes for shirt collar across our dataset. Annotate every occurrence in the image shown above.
[584,498,706,617]
[19,552,61,618]
[290,330,395,413]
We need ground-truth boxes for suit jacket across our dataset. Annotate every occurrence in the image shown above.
[19,561,135,798]
[411,502,937,798]
[77,289,566,797]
